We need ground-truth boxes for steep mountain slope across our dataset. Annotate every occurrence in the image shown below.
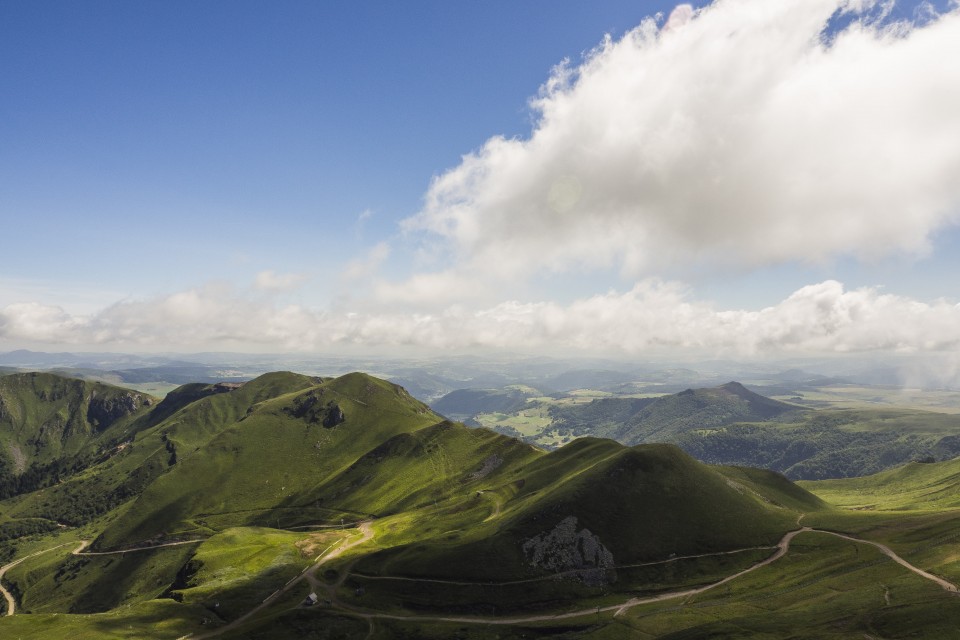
[0,372,155,500]
[299,419,540,515]
[94,372,443,548]
[353,439,800,586]
[0,373,324,533]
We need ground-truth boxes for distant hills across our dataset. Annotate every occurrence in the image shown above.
[551,381,801,444]
[430,387,533,420]
[435,381,960,480]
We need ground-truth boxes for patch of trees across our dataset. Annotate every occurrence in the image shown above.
[29,458,165,527]
[0,456,89,500]
[432,389,532,419]
[0,519,60,543]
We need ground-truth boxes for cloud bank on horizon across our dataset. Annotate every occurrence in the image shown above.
[3,0,960,357]
[3,280,960,356]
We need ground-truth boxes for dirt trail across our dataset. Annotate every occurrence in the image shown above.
[817,530,958,593]
[479,491,502,522]
[352,545,776,588]
[73,539,201,556]
[9,515,956,631]
[1,541,81,616]
[2,538,203,617]
[182,521,374,640]
[335,526,958,627]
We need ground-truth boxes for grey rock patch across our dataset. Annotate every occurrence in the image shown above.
[522,516,616,586]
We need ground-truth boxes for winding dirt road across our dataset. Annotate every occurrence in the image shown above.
[332,526,959,627]
[815,529,959,593]
[1,539,202,617]
[351,545,778,588]
[72,539,201,556]
[4,519,956,631]
[1,541,84,616]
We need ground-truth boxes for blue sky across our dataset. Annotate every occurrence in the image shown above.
[2,0,960,357]
[3,1,687,303]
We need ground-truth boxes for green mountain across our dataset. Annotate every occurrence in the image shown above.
[3,371,958,639]
[0,372,806,627]
[0,372,155,500]
[353,438,798,595]
[91,371,440,548]
[551,381,801,445]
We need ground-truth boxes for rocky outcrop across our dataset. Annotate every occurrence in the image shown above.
[522,516,616,586]
[286,390,346,428]
[322,403,346,428]
[468,454,503,481]
[87,391,152,431]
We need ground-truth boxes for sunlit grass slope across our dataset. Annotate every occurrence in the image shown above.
[800,456,960,511]
[95,372,444,547]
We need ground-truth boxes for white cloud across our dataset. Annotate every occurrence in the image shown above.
[2,280,960,356]
[663,3,695,31]
[253,270,308,293]
[372,270,492,308]
[341,242,391,282]
[355,208,374,239]
[404,0,960,282]
[0,302,87,344]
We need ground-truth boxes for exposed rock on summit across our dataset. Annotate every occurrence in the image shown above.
[286,390,346,428]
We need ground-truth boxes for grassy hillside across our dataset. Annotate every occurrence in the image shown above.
[93,372,443,548]
[0,372,156,501]
[4,371,960,639]
[346,439,802,616]
[303,420,539,516]
[799,456,960,511]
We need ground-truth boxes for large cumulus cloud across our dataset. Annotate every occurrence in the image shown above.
[404,0,960,282]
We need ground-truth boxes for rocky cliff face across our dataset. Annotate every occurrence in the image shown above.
[87,391,153,431]
[522,515,616,586]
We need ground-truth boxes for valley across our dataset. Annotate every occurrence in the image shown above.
[0,370,959,638]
